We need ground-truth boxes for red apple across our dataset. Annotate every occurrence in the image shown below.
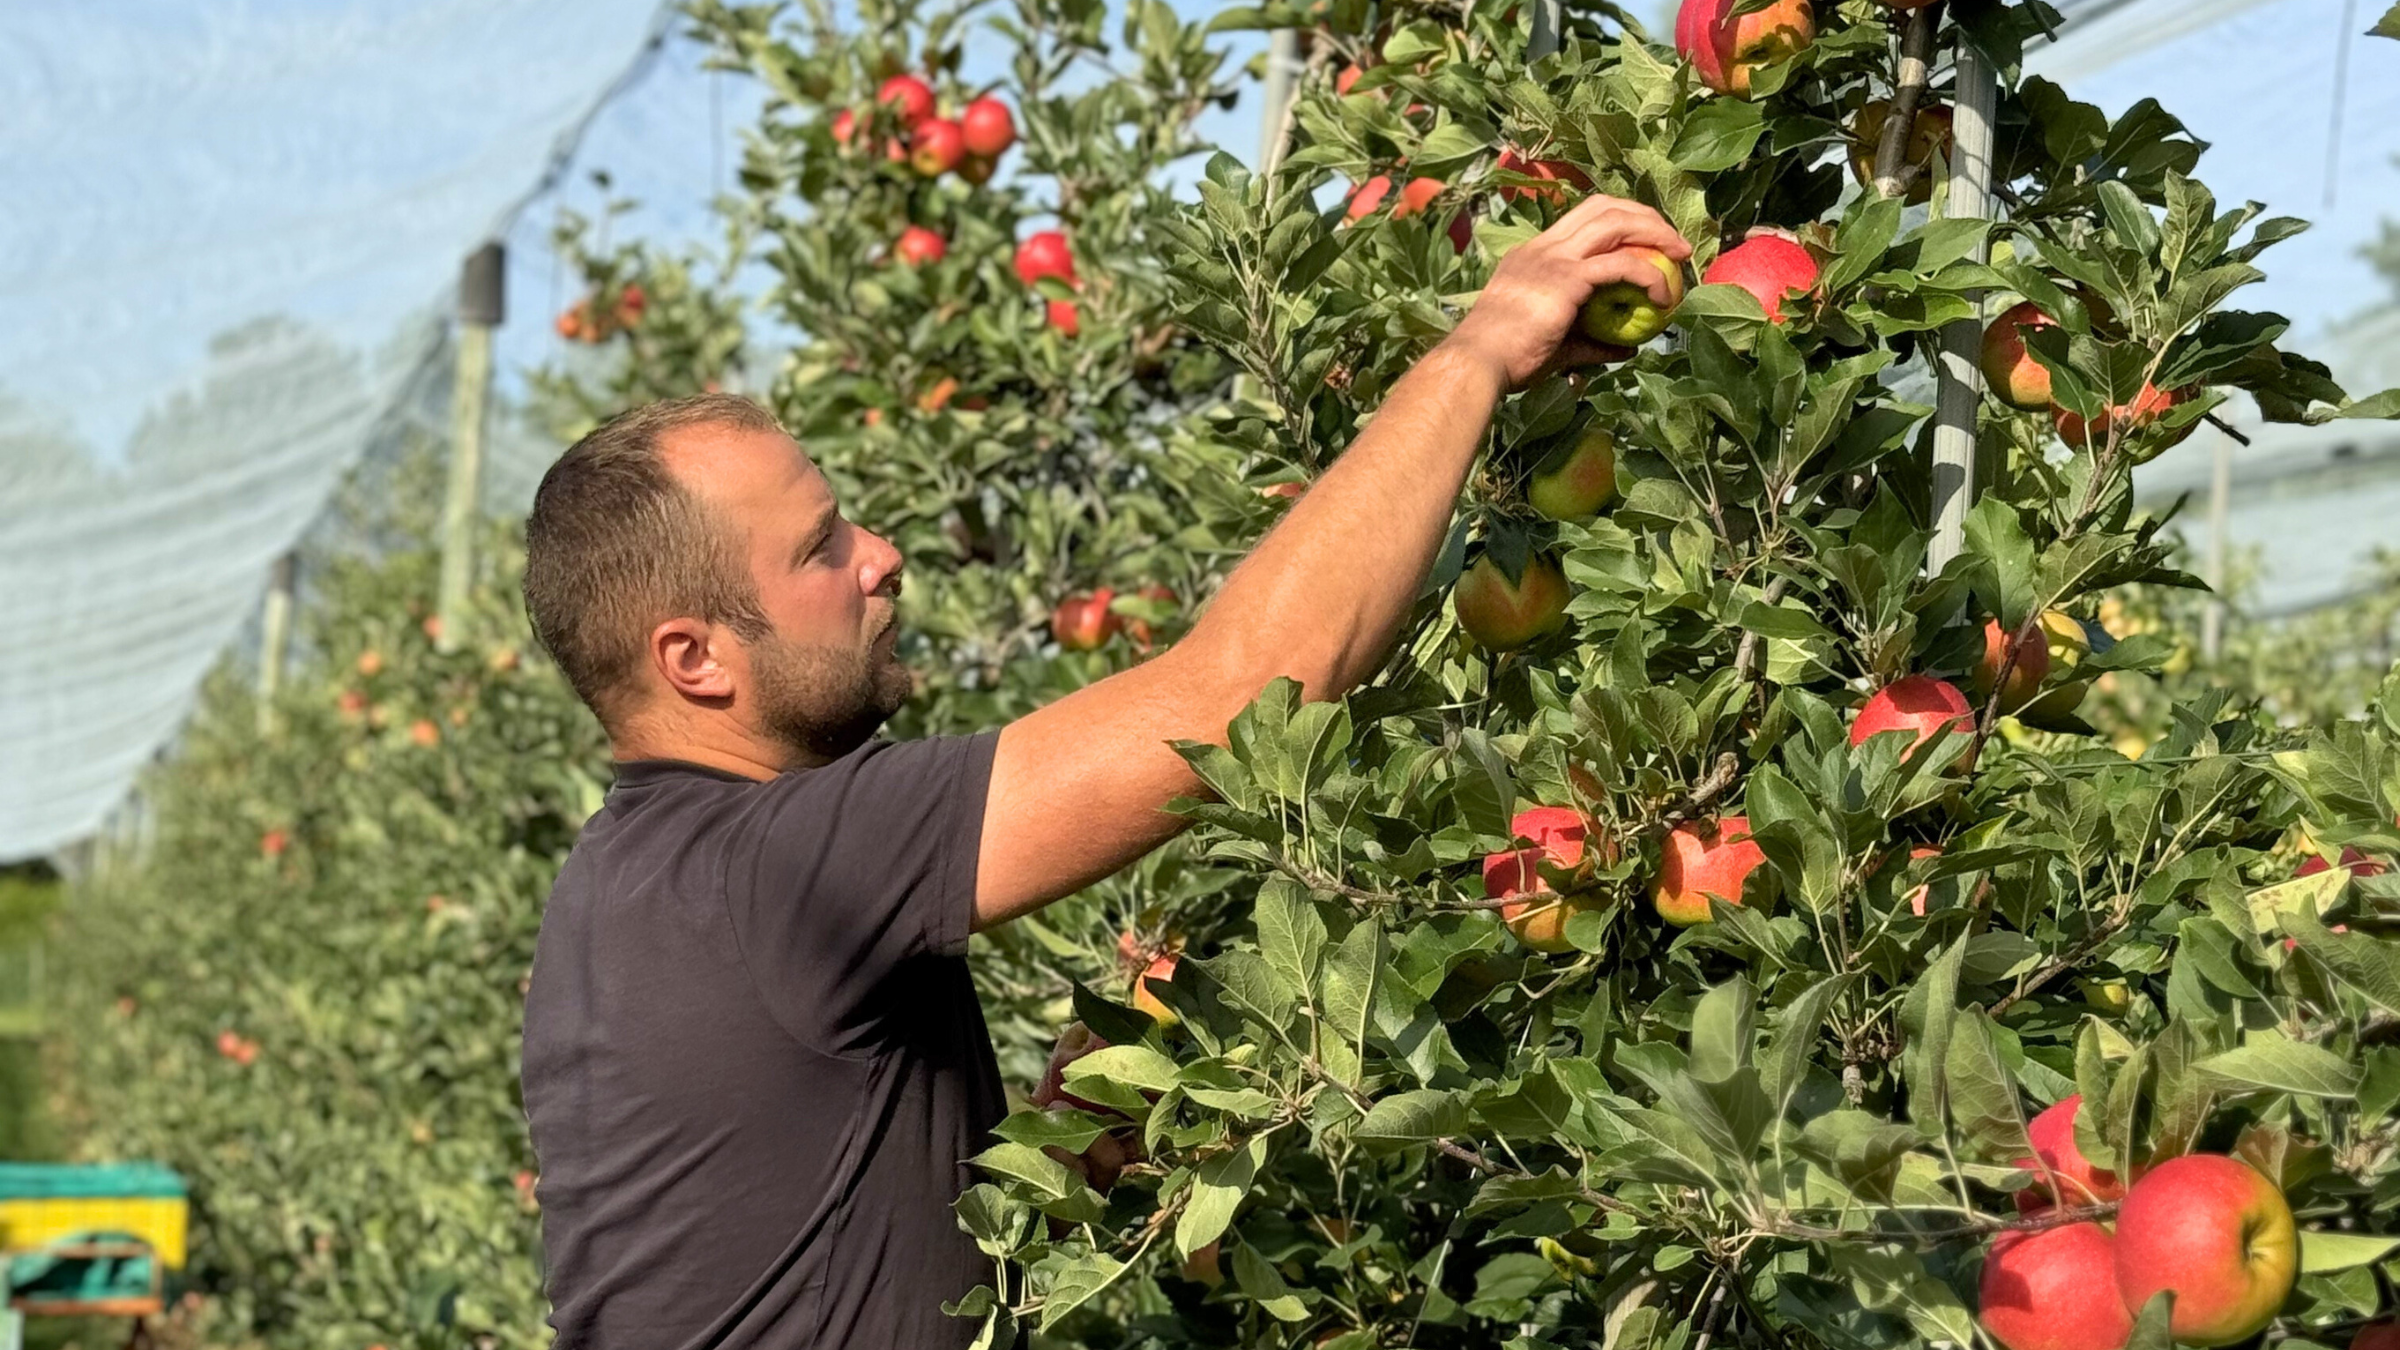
[1483,806,1613,953]
[1578,248,1687,346]
[909,118,966,176]
[830,108,858,147]
[960,96,1016,157]
[1529,427,1618,521]
[1181,1240,1225,1287]
[1031,1021,1114,1113]
[1394,176,1445,219]
[1981,302,2062,411]
[1051,589,1120,650]
[1122,583,1179,654]
[1849,99,1954,203]
[1454,553,1571,651]
[1131,952,1181,1025]
[1676,0,1817,98]
[1653,816,1767,927]
[1335,64,1365,96]
[1014,230,1077,286]
[876,74,936,125]
[1046,1117,1132,1192]
[1973,618,2051,713]
[2295,848,2385,879]
[2113,1154,2298,1346]
[2352,1324,2400,1350]
[1495,149,1591,204]
[1346,174,1393,221]
[1850,675,1973,761]
[2013,1095,2123,1211]
[1046,298,1080,336]
[1979,1222,2135,1350]
[1702,235,1820,323]
[2054,384,2194,450]
[894,225,947,266]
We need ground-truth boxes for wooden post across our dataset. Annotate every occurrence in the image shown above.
[256,551,295,733]
[1928,39,1998,574]
[437,242,505,653]
[1258,29,1304,178]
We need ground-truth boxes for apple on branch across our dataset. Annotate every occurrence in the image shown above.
[1702,235,1819,324]
[1849,99,1954,203]
[2012,1095,2124,1211]
[1454,552,1571,651]
[1850,675,1974,763]
[1972,617,2051,713]
[1675,0,1816,99]
[1482,805,1612,952]
[1979,1222,2136,1350]
[1652,816,1767,927]
[960,96,1015,157]
[2112,1154,2298,1347]
[1528,427,1617,522]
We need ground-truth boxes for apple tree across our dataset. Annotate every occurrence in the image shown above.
[950,3,2400,1349]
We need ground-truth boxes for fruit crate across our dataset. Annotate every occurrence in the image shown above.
[0,1164,185,1271]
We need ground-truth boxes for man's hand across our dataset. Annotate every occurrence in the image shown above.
[1443,193,1692,391]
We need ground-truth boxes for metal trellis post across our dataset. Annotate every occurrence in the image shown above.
[256,551,295,732]
[1928,39,1998,574]
[437,242,505,653]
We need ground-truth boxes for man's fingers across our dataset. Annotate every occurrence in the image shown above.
[1580,251,1683,307]
[1548,196,1691,262]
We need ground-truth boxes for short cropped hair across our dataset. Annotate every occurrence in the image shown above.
[522,393,783,731]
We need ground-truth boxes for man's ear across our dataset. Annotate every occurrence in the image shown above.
[651,617,737,704]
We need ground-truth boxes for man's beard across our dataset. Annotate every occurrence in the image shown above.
[746,622,912,763]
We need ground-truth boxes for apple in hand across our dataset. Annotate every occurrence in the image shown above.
[960,96,1016,157]
[2113,1154,2298,1346]
[1979,1222,2136,1350]
[2013,1094,2123,1211]
[1972,617,2051,713]
[1653,816,1767,927]
[1030,1021,1114,1114]
[1051,589,1120,650]
[1454,553,1571,651]
[1702,235,1820,323]
[1850,675,1973,762]
[1483,805,1612,953]
[1676,0,1817,98]
[1578,248,1687,346]
[1529,427,1617,522]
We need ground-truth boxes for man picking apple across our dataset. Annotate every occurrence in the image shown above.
[514,191,1686,1348]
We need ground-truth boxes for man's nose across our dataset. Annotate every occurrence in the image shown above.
[860,531,904,599]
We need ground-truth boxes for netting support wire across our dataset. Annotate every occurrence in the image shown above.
[1928,37,1998,574]
[2203,428,2233,658]
[439,243,507,653]
[256,552,297,732]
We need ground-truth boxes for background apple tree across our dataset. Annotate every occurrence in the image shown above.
[950,2,2400,1349]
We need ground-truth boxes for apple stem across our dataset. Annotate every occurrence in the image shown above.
[1873,6,1940,200]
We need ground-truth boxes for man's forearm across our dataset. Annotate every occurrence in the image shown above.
[1181,338,1509,702]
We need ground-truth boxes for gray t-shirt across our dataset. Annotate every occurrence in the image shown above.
[521,734,1005,1348]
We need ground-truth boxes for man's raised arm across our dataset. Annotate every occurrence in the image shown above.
[973,194,1690,929]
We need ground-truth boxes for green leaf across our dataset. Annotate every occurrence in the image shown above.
[1178,1133,1266,1257]
[1063,1043,1182,1096]
[1671,101,1768,172]
[969,1141,1085,1201]
[2196,1037,2362,1099]
[1764,974,1851,1111]
[1356,1089,1469,1146]
[1232,1242,1310,1320]
[2301,1231,2400,1273]
[1039,1250,1131,1330]
[2372,2,2400,38]
[1689,976,1756,1084]
[1256,878,1328,999]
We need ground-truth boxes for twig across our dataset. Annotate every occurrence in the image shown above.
[2205,412,2253,446]
[1734,577,1792,681]
[1658,753,1742,833]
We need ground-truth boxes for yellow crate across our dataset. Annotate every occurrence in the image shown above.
[0,1197,186,1269]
